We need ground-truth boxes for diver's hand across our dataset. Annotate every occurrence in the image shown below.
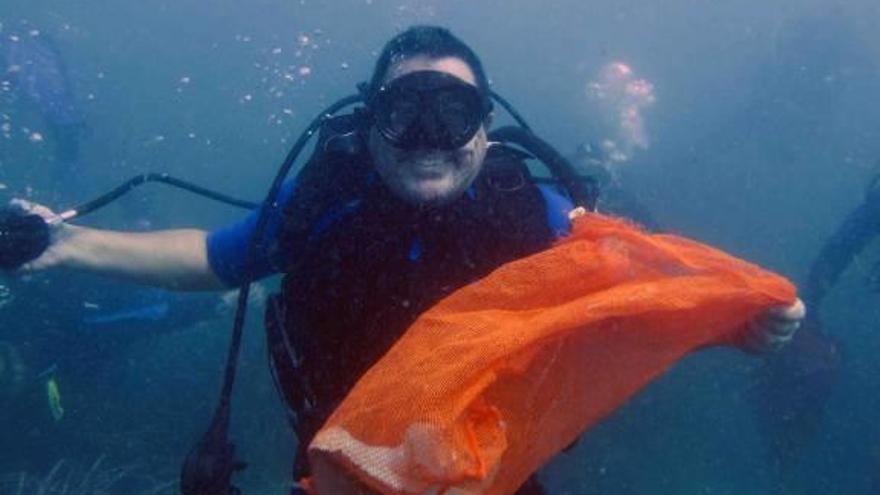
[743,298,805,354]
[8,199,77,272]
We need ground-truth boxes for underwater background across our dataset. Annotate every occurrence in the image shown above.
[1,0,879,493]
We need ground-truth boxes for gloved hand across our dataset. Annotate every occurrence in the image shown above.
[5,199,73,272]
[743,298,806,353]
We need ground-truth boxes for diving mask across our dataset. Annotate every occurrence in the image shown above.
[368,70,492,151]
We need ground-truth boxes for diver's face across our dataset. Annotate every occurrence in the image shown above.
[369,56,489,206]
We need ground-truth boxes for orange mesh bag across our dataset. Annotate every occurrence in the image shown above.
[306,212,796,494]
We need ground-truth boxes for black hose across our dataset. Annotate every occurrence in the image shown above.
[489,91,532,132]
[220,94,361,403]
[66,173,258,220]
[180,93,363,495]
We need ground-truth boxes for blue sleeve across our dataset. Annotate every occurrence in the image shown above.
[206,180,297,287]
[537,184,574,238]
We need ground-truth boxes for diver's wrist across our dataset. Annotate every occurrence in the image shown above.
[55,223,99,270]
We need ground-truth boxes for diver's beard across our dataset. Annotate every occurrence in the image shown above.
[394,174,464,207]
[399,150,477,205]
[394,163,478,207]
[370,127,483,207]
[400,150,460,170]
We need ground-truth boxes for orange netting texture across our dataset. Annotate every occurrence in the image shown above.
[307,212,796,494]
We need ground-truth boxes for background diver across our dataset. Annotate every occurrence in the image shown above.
[567,141,660,232]
[0,262,256,473]
[753,170,880,489]
[0,20,87,201]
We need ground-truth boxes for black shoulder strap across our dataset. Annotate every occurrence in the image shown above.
[481,142,537,193]
[489,126,599,210]
[276,113,372,265]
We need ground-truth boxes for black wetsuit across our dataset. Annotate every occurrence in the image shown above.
[266,136,569,494]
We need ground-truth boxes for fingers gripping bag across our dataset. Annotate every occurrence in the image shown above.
[305,212,797,494]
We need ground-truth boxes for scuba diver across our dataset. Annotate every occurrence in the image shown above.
[734,9,878,489]
[754,170,878,488]
[0,269,245,471]
[0,21,86,200]
[568,142,660,231]
[4,26,804,494]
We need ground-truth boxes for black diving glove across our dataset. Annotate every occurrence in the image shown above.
[0,205,51,270]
